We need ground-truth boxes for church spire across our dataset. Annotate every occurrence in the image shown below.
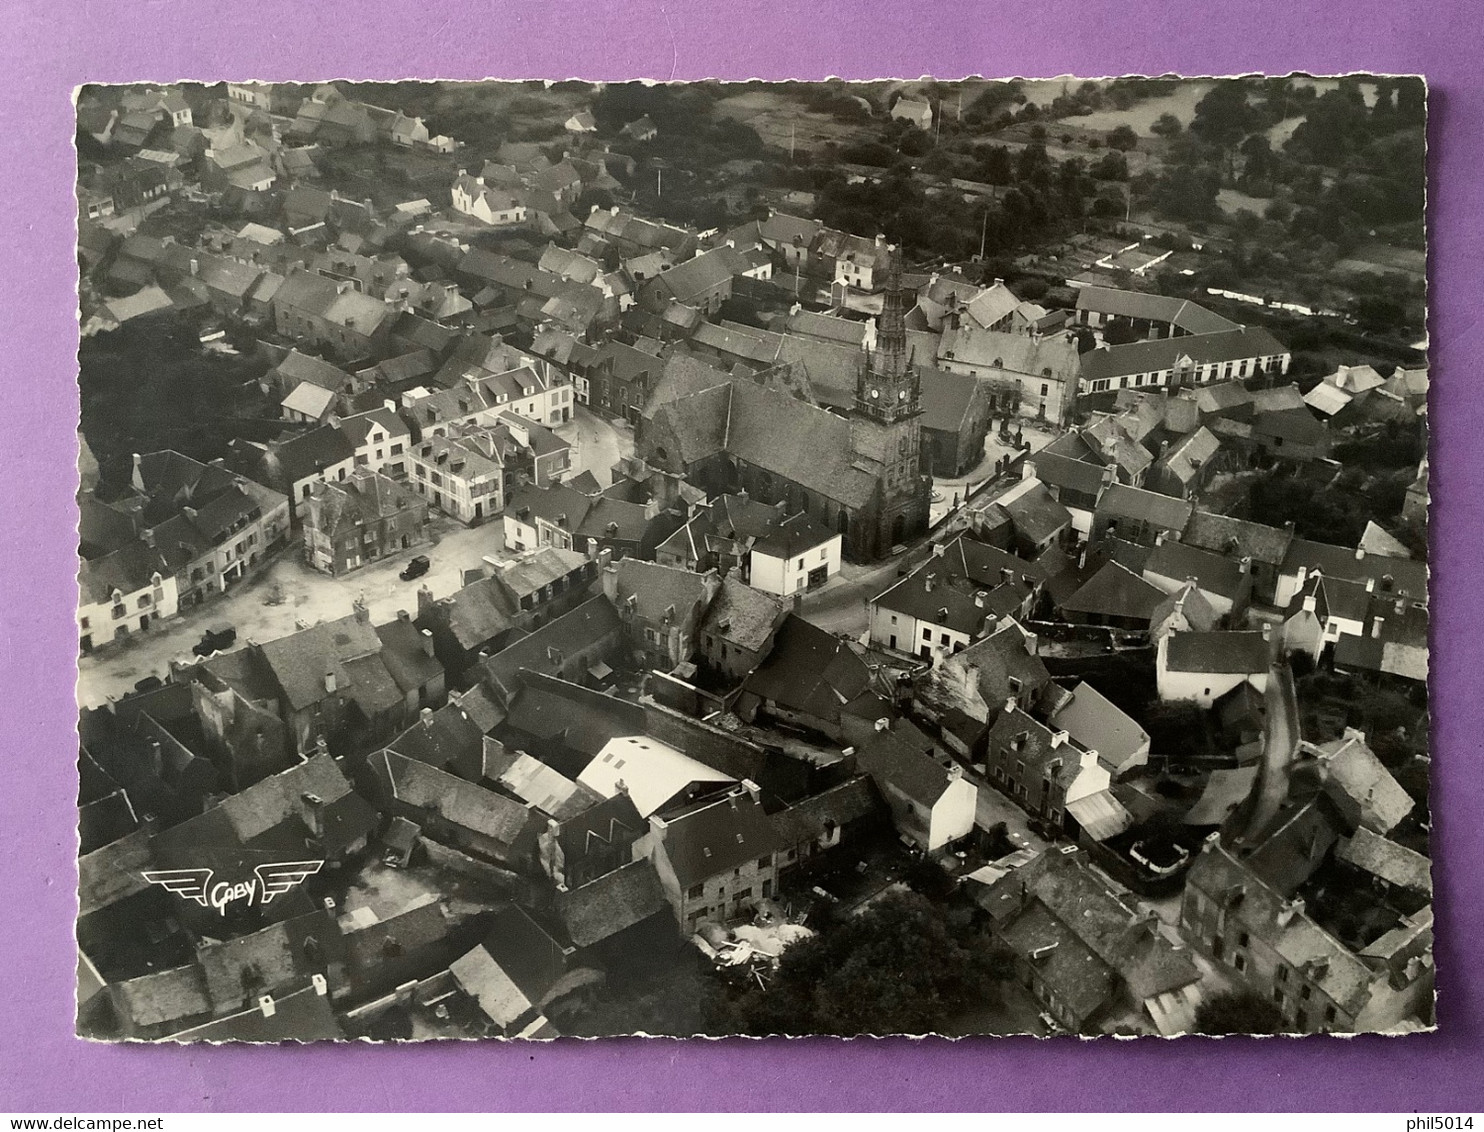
[875,245,908,368]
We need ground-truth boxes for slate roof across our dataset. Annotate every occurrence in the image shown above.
[1061,562,1165,622]
[1032,450,1109,499]
[258,613,381,711]
[477,596,624,699]
[1098,483,1194,532]
[855,719,963,811]
[1182,510,1293,566]
[112,965,211,1031]
[1080,325,1289,383]
[1001,482,1073,545]
[1051,682,1150,775]
[1163,630,1270,674]
[742,614,887,724]
[1315,733,1414,835]
[751,510,838,559]
[1281,539,1427,603]
[770,776,881,847]
[700,576,789,654]
[656,785,783,890]
[1286,573,1371,625]
[376,748,541,850]
[1143,539,1249,601]
[936,324,1081,380]
[554,859,668,947]
[387,700,486,777]
[1337,827,1431,894]
[1075,287,1239,335]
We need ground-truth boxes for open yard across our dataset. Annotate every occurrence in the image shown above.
[713,90,866,153]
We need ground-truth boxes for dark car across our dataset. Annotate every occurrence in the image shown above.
[133,675,165,693]
[192,624,237,657]
[400,554,431,582]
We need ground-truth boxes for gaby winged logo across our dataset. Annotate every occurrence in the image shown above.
[142,860,324,915]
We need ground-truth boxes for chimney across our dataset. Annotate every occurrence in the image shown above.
[189,258,199,276]
[324,671,337,694]
[974,592,986,608]
[147,739,163,779]
[420,628,435,658]
[258,995,277,1018]
[141,528,156,548]
[1155,530,1167,547]
[1371,616,1385,639]
[601,564,619,602]
[1302,594,1318,614]
[1239,555,1252,575]
[1354,546,1366,560]
[1276,897,1305,928]
[741,778,761,802]
[1393,596,1406,615]
[924,573,936,593]
[1260,624,1272,641]
[1005,695,1018,715]
[1050,729,1069,749]
[1365,577,1376,593]
[301,791,325,838]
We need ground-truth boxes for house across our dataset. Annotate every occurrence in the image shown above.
[564,110,598,134]
[936,323,1082,423]
[1092,482,1194,548]
[890,97,933,130]
[77,540,178,654]
[653,490,787,576]
[984,704,1110,832]
[337,406,412,478]
[552,858,671,952]
[868,542,1038,660]
[770,777,883,871]
[1252,407,1332,462]
[634,780,783,932]
[1146,427,1222,500]
[405,426,510,525]
[451,171,530,227]
[1027,451,1113,539]
[749,510,844,596]
[1149,579,1219,642]
[620,115,658,142]
[577,733,737,820]
[1332,595,1428,686]
[1050,681,1151,780]
[816,230,892,293]
[1141,535,1254,621]
[362,748,542,870]
[855,718,978,851]
[1280,573,1372,661]
[1060,562,1166,630]
[1311,730,1414,836]
[1274,538,1427,611]
[918,366,996,477]
[604,559,722,670]
[696,577,791,685]
[981,846,1203,1035]
[475,596,626,707]
[302,470,429,576]
[995,479,1074,554]
[738,614,892,744]
[637,246,740,315]
[1181,836,1433,1033]
[232,425,359,521]
[1181,510,1294,606]
[913,620,1053,760]
[272,270,393,362]
[1156,629,1271,707]
[1078,325,1291,398]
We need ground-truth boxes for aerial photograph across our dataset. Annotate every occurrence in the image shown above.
[72,74,1431,1041]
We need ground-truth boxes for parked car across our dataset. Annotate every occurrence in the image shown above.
[192,624,237,657]
[132,675,164,693]
[399,554,431,581]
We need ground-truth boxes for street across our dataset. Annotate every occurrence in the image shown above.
[554,403,634,487]
[79,405,636,709]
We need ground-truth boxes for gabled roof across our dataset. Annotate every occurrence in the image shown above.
[376,748,541,850]
[1032,450,1110,498]
[1061,562,1165,621]
[1097,482,1194,532]
[1075,287,1239,335]
[1144,538,1249,600]
[937,324,1080,380]
[856,718,964,811]
[1080,325,1289,383]
[1051,682,1150,775]
[1182,510,1293,566]
[555,859,668,947]
[1000,481,1073,545]
[387,699,486,777]
[1163,630,1270,675]
[1337,827,1431,894]
[742,614,887,724]
[699,576,790,654]
[655,785,783,890]
[579,733,735,819]
[477,596,624,700]
[1314,733,1414,835]
[771,776,881,847]
[1281,539,1427,602]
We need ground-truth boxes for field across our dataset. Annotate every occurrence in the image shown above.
[713,89,867,153]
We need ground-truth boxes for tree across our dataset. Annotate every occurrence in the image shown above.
[1093,150,1129,181]
[1195,990,1286,1035]
[1150,112,1183,138]
[710,890,1007,1036]
[1102,316,1140,346]
[1190,80,1258,147]
[1107,125,1139,151]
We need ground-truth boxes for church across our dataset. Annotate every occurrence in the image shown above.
[637,254,932,562]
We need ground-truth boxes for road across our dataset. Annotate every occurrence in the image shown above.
[77,516,511,709]
[555,404,633,488]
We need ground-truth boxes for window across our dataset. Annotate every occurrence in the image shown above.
[687,884,703,899]
[1234,954,1247,972]
[1238,931,1250,947]
[137,595,151,609]
[940,633,950,645]
[1324,1005,1338,1025]
[1277,965,1289,984]
[923,627,932,640]
[1300,985,1312,1001]
[111,604,126,620]
[756,855,772,870]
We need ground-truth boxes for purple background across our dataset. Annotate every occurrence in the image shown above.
[2,0,1479,1111]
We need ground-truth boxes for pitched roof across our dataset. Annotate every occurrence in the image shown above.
[1163,630,1270,675]
[1080,325,1289,383]
[377,748,540,849]
[1075,287,1239,335]
[1315,733,1414,835]
[699,576,790,654]
[477,596,624,700]
[1098,482,1195,532]
[742,614,887,724]
[1000,481,1073,545]
[1051,682,1150,774]
[1281,539,1427,602]
[1182,510,1293,566]
[1336,827,1431,894]
[1061,562,1166,621]
[856,718,964,811]
[656,785,784,890]
[554,859,669,947]
[937,324,1080,380]
[770,776,881,847]
[578,734,735,819]
[1144,539,1249,600]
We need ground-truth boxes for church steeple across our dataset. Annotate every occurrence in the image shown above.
[854,244,920,421]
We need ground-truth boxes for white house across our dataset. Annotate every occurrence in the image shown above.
[748,512,842,597]
[1156,629,1271,707]
[856,719,978,851]
[78,550,180,654]
[451,172,529,227]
